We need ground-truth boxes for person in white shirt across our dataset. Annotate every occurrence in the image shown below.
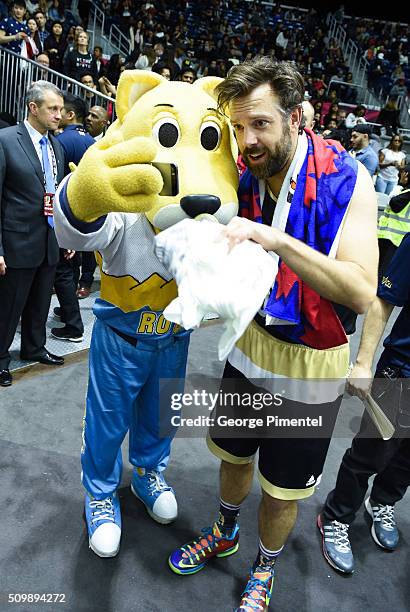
[375,134,406,195]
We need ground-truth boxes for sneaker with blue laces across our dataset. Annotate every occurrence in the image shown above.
[317,513,354,574]
[235,564,274,611]
[168,521,239,575]
[84,492,122,558]
[365,497,399,551]
[131,468,177,524]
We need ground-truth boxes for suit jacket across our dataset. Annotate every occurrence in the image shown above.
[0,123,65,268]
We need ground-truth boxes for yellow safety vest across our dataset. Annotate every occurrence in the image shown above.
[378,188,410,247]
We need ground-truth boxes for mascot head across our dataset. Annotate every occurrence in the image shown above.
[113,70,239,230]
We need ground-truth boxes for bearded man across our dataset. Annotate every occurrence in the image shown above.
[169,58,378,611]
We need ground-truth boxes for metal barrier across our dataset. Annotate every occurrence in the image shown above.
[89,4,129,58]
[0,47,116,123]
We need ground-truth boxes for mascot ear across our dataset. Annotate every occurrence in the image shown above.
[116,70,165,123]
[193,76,224,102]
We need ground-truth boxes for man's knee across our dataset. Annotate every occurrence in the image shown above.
[261,489,297,511]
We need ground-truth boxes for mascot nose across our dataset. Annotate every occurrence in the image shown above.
[180,195,221,218]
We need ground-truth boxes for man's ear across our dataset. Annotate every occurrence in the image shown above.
[290,105,303,133]
[115,70,165,123]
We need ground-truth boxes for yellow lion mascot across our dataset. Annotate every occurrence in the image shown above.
[53,70,238,558]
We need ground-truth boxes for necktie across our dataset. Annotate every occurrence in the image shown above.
[39,135,55,228]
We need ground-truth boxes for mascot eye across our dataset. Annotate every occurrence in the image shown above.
[200,121,221,151]
[153,117,180,148]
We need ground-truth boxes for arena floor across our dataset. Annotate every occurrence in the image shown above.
[1,293,408,612]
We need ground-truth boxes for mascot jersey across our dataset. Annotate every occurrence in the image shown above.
[54,181,191,499]
[56,176,184,341]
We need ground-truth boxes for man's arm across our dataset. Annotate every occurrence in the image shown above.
[224,162,378,313]
[346,296,394,399]
[0,28,27,45]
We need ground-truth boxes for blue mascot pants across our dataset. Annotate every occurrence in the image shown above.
[81,318,190,499]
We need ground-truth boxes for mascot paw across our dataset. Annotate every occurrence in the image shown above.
[67,130,163,222]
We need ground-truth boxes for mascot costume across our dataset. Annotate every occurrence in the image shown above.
[54,71,238,557]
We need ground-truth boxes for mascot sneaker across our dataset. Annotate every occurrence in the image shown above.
[168,522,239,575]
[131,468,177,524]
[85,492,121,558]
[235,564,274,612]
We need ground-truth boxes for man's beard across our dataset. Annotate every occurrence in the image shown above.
[242,122,292,179]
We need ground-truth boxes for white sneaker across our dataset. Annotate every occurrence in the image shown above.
[85,493,122,557]
[131,468,177,524]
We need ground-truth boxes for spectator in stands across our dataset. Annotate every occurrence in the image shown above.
[0,80,65,387]
[345,104,367,129]
[64,24,83,58]
[151,62,172,80]
[340,72,357,104]
[24,16,40,59]
[375,134,406,195]
[378,97,401,135]
[389,77,408,99]
[349,124,379,177]
[92,45,106,80]
[85,105,109,140]
[151,41,165,68]
[80,72,99,106]
[44,20,66,73]
[47,0,65,24]
[104,52,125,87]
[128,18,144,55]
[36,51,49,68]
[0,0,30,53]
[179,66,196,83]
[64,31,95,81]
[34,10,49,52]
[302,100,315,130]
[52,93,95,342]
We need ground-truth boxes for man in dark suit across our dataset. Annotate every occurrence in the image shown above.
[0,80,66,387]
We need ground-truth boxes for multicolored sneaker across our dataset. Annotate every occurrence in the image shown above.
[131,468,177,524]
[168,521,239,575]
[235,565,274,611]
[84,492,121,558]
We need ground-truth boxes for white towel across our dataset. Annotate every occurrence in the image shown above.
[154,219,277,360]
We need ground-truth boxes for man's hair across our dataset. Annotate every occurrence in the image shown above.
[215,57,305,115]
[26,80,63,109]
[63,93,88,123]
[12,0,26,8]
[353,123,372,136]
[34,9,45,16]
[80,72,95,83]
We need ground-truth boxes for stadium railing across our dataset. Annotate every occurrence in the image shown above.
[0,47,117,124]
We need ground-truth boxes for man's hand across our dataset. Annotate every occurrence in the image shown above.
[64,249,76,260]
[223,216,281,252]
[66,130,164,223]
[346,363,373,400]
[0,255,6,275]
